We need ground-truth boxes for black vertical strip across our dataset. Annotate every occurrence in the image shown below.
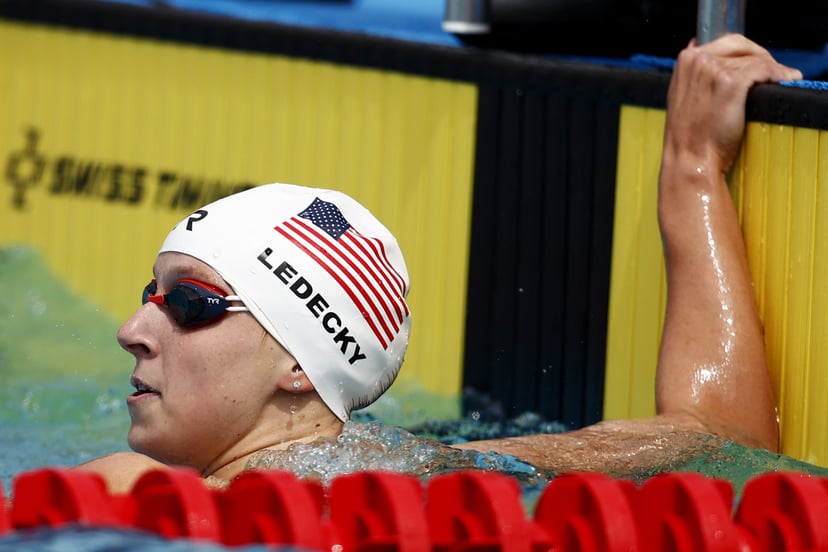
[558,98,593,427]
[537,94,570,423]
[582,101,619,424]
[464,86,620,428]
[512,89,546,415]
[462,88,501,396]
[486,87,524,413]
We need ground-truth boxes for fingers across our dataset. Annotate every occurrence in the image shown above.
[663,33,801,175]
[716,35,800,78]
[700,33,769,57]
[681,33,802,87]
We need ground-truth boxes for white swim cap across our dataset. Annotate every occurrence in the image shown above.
[158,183,411,421]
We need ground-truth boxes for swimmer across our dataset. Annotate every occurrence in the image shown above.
[77,34,802,493]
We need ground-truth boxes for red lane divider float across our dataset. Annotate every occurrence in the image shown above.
[534,471,638,551]
[128,468,221,541]
[0,481,9,535]
[331,471,430,552]
[736,472,828,551]
[219,469,328,548]
[11,469,124,530]
[4,468,828,551]
[636,472,744,552]
[426,471,545,552]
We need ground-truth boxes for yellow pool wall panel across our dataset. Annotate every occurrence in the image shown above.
[0,21,478,401]
[607,104,828,466]
[604,105,666,419]
[740,122,828,465]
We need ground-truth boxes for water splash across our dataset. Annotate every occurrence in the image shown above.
[246,421,550,491]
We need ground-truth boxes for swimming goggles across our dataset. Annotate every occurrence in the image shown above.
[142,279,248,327]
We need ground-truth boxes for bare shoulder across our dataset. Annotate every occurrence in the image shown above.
[454,415,723,478]
[74,451,170,494]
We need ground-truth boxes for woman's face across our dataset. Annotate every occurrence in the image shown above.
[118,252,295,471]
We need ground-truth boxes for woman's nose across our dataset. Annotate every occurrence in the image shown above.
[117,304,158,358]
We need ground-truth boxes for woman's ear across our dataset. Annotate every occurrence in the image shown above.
[276,364,315,393]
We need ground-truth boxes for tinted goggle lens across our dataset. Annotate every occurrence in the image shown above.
[142,279,246,327]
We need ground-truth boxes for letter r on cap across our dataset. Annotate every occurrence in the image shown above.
[186,209,208,231]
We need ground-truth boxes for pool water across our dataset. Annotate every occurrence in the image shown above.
[3,245,828,549]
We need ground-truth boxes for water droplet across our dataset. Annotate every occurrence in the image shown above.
[31,301,46,316]
[471,411,481,421]
[290,404,298,414]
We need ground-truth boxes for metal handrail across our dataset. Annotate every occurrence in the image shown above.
[697,0,745,43]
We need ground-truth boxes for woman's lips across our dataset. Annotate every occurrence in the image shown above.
[128,375,160,402]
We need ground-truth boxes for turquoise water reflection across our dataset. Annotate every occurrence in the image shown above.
[0,376,130,492]
[5,245,828,551]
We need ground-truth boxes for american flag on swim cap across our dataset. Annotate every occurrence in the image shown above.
[275,197,410,350]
